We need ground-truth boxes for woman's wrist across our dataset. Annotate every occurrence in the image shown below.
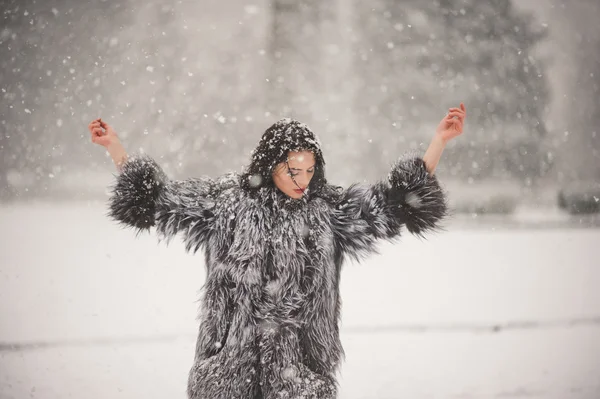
[433,133,449,146]
[107,139,128,172]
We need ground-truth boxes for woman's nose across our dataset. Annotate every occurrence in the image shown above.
[295,173,310,187]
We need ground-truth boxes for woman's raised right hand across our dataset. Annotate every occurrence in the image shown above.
[88,118,119,148]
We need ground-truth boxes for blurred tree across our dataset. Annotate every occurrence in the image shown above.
[557,0,600,183]
[100,0,270,178]
[0,0,126,199]
[0,0,272,200]
[352,0,551,183]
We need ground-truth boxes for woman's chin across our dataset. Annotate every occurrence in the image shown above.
[286,191,304,199]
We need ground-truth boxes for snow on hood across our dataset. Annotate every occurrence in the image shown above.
[241,118,328,193]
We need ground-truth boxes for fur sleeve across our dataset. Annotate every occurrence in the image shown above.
[331,155,448,261]
[106,154,220,253]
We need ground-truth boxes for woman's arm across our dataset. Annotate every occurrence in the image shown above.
[89,119,227,252]
[107,154,223,251]
[331,103,466,261]
[423,135,446,176]
[331,156,447,261]
[424,103,466,175]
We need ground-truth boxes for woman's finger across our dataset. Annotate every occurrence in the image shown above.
[447,111,463,120]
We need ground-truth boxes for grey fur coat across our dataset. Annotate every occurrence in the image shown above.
[107,127,447,399]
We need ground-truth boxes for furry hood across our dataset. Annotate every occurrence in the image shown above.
[240,118,329,196]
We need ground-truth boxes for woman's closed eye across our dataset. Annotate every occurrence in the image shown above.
[288,169,314,177]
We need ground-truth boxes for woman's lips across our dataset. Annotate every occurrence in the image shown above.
[294,189,305,194]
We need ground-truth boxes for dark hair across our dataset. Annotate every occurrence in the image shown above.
[240,118,328,195]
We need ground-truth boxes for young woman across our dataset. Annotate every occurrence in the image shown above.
[88,103,465,399]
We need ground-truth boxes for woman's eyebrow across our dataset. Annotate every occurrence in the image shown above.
[289,164,316,171]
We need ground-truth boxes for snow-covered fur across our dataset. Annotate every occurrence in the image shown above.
[107,119,448,399]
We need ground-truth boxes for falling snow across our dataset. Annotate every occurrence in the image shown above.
[0,1,598,398]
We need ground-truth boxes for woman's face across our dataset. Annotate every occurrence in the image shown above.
[272,151,316,199]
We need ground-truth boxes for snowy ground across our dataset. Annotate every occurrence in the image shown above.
[1,202,599,399]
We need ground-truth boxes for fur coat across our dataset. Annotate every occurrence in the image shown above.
[107,143,447,398]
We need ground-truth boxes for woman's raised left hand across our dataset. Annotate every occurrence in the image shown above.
[435,102,466,143]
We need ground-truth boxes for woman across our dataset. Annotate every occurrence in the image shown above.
[88,103,465,399]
